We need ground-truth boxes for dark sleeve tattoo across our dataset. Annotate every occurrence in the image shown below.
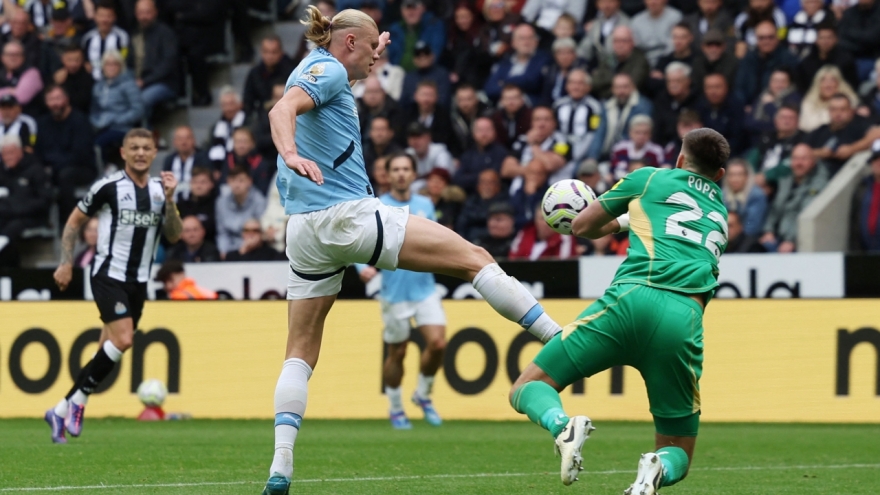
[163,200,183,243]
[59,223,79,265]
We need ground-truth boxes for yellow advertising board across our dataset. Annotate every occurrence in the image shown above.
[0,300,878,422]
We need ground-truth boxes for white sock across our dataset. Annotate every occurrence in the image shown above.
[103,340,124,362]
[472,263,562,342]
[415,374,434,399]
[270,358,311,479]
[70,389,89,407]
[385,386,403,413]
[53,398,68,417]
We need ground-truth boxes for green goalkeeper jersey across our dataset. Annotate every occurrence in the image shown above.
[598,167,728,302]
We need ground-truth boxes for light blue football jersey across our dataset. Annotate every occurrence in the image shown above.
[357,193,437,304]
[276,47,373,214]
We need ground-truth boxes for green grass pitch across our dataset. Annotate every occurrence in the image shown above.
[1,419,879,494]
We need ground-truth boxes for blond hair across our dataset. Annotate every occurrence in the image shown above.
[301,6,377,49]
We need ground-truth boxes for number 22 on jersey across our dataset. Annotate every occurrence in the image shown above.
[664,192,728,260]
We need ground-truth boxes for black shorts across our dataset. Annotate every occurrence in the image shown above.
[91,275,147,326]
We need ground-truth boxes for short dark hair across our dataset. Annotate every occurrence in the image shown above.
[830,92,852,105]
[673,21,692,33]
[61,44,84,56]
[96,0,116,12]
[385,152,417,172]
[531,105,556,124]
[43,84,67,98]
[262,34,283,48]
[500,84,523,95]
[155,260,184,283]
[771,66,793,81]
[456,83,476,94]
[228,165,252,179]
[416,79,438,91]
[677,109,702,126]
[191,166,213,179]
[682,128,730,176]
[777,102,800,115]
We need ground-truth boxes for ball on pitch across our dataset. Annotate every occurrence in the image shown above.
[541,179,597,235]
[137,378,168,407]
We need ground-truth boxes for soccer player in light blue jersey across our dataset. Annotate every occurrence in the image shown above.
[357,154,446,430]
[262,7,564,494]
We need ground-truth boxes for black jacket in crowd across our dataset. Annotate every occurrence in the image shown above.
[35,108,96,179]
[0,153,52,222]
[243,55,296,117]
[129,19,179,93]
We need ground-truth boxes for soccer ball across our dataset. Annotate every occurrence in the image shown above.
[137,379,168,407]
[541,179,597,235]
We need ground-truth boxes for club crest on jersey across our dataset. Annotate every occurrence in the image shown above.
[120,209,162,227]
[114,302,126,315]
[308,63,325,75]
[151,192,164,205]
[299,73,317,83]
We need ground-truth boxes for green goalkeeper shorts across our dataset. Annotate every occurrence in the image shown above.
[534,283,704,434]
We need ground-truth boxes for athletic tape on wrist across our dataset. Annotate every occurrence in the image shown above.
[617,214,630,233]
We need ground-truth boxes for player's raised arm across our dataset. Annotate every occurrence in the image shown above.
[571,201,622,239]
[269,87,322,184]
[160,171,183,244]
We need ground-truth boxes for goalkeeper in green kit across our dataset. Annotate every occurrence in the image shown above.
[509,128,730,494]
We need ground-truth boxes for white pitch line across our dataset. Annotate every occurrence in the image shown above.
[2,463,878,492]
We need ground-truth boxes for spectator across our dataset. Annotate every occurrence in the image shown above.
[353,48,405,101]
[165,0,231,106]
[74,217,99,267]
[682,0,735,48]
[46,3,83,52]
[404,81,455,153]
[450,84,490,157]
[788,0,832,59]
[442,3,482,87]
[252,83,284,159]
[652,22,695,82]
[483,23,551,104]
[652,61,698,148]
[760,143,828,252]
[734,20,798,105]
[794,25,858,95]
[858,58,880,124]
[520,0,585,35]
[178,166,218,243]
[400,40,451,108]
[215,166,267,257]
[357,76,403,142]
[35,84,94,217]
[850,148,880,251]
[474,201,517,258]
[491,84,531,149]
[4,9,59,83]
[372,156,392,197]
[455,168,507,241]
[837,0,880,80]
[388,0,445,72]
[591,25,650,99]
[81,1,129,80]
[726,210,767,252]
[733,0,788,58]
[225,218,285,261]
[550,13,577,43]
[155,259,218,300]
[405,122,454,187]
[0,40,44,112]
[610,115,665,179]
[162,125,212,199]
[419,167,464,229]
[554,69,605,162]
[474,0,521,83]
[509,204,576,260]
[690,28,738,92]
[602,73,654,156]
[723,158,768,236]
[90,49,143,160]
[631,0,683,67]
[208,86,247,166]
[502,106,572,197]
[540,37,585,106]
[242,34,296,116]
[224,127,272,195]
[748,104,805,183]
[799,65,858,133]
[128,0,178,121]
[454,116,509,194]
[576,0,630,65]
[745,68,801,139]
[53,45,92,113]
[806,93,875,175]
[165,215,221,263]
[363,116,402,185]
[0,95,36,151]
[0,134,51,267]
[663,109,703,164]
[696,73,746,154]
[576,158,610,195]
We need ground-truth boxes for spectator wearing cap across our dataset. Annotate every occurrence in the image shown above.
[215,166,267,257]
[178,166,219,243]
[243,35,295,119]
[576,159,609,195]
[0,134,51,267]
[46,1,83,52]
[794,24,858,95]
[356,76,403,143]
[454,116,508,194]
[2,9,60,83]
[509,204,576,260]
[652,62,698,148]
[734,20,798,105]
[733,0,788,58]
[591,25,649,99]
[155,260,218,300]
[610,115,665,179]
[162,125,212,200]
[746,104,804,184]
[400,40,451,108]
[450,84,490,156]
[696,73,746,154]
[690,28,738,92]
[165,215,221,263]
[539,37,586,106]
[491,84,531,150]
[631,0,682,68]
[128,0,178,121]
[787,0,832,59]
[81,1,129,80]
[405,122,454,189]
[419,167,464,229]
[403,80,455,152]
[0,95,36,152]
[837,0,880,80]
[225,218,285,262]
[90,49,143,158]
[363,116,402,185]
[35,84,94,217]
[388,0,446,73]
[601,73,653,156]
[502,106,572,198]
[474,201,517,259]
[806,93,876,175]
[554,69,605,163]
[483,23,551,104]
[576,0,630,65]
[745,68,801,140]
[849,147,880,251]
[682,0,734,48]
[455,168,508,242]
[53,45,93,113]
[0,40,44,113]
[208,86,247,168]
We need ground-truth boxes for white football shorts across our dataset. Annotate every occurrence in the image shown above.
[286,197,409,299]
[380,292,446,344]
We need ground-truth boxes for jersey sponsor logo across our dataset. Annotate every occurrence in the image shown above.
[120,209,162,227]
[308,63,325,76]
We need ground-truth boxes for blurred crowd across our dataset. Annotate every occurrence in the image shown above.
[3,0,880,268]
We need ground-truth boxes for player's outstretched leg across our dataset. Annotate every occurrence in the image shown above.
[411,324,444,426]
[625,433,696,495]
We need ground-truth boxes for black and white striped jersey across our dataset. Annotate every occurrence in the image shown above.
[554,95,604,163]
[77,171,165,284]
[81,26,130,80]
[0,114,37,148]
